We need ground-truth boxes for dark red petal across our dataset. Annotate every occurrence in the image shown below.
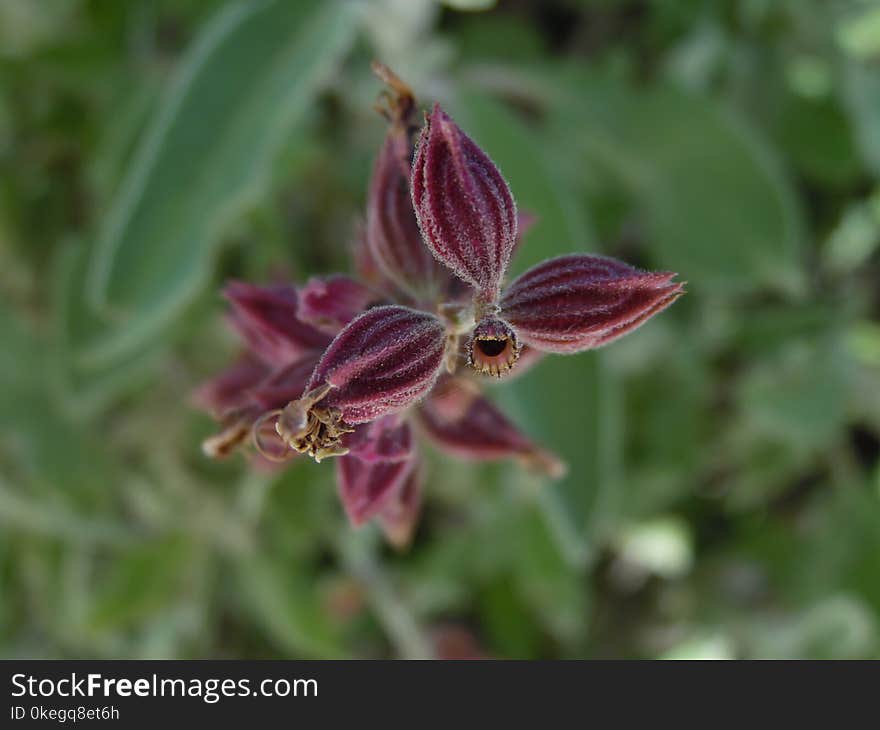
[351,221,390,289]
[308,305,446,425]
[411,104,517,303]
[367,125,442,294]
[191,357,267,416]
[417,376,565,477]
[377,466,423,550]
[336,448,415,526]
[343,415,413,464]
[500,254,683,353]
[247,357,316,410]
[224,281,331,364]
[297,275,376,333]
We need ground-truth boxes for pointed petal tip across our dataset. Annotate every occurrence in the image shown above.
[521,448,568,480]
[501,255,684,354]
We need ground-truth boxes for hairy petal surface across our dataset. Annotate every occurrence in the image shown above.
[225,281,331,364]
[344,414,414,464]
[298,275,376,333]
[501,254,683,353]
[336,419,416,525]
[418,377,565,477]
[367,125,441,294]
[307,305,447,425]
[411,104,517,303]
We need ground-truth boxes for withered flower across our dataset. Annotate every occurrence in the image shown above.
[194,63,682,547]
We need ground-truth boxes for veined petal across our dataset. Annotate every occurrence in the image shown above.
[411,104,517,304]
[417,377,565,477]
[308,305,446,424]
[298,275,376,333]
[344,414,413,464]
[367,125,441,294]
[501,254,683,353]
[225,281,331,364]
[247,358,316,410]
[336,442,416,525]
[273,306,446,462]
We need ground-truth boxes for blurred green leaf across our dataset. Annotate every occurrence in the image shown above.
[83,0,362,365]
[777,92,860,186]
[89,538,191,630]
[54,243,169,419]
[546,71,806,293]
[737,338,851,451]
[439,0,497,10]
[843,61,880,179]
[508,352,622,564]
[478,577,542,658]
[235,554,346,659]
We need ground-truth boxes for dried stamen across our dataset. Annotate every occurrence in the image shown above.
[252,409,296,463]
[202,408,257,458]
[270,383,355,463]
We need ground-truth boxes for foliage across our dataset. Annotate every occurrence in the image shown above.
[1,0,879,659]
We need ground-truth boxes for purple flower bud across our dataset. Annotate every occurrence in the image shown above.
[367,125,440,294]
[500,255,683,353]
[273,305,446,461]
[418,377,565,477]
[466,316,521,378]
[335,418,415,525]
[297,275,376,333]
[411,104,517,303]
[225,281,331,364]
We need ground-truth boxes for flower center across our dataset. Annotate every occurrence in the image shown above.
[476,338,507,357]
[468,335,520,377]
[253,382,355,463]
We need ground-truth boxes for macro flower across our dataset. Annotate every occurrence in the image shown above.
[195,63,683,547]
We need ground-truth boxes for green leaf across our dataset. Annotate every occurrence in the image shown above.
[53,243,168,419]
[438,0,497,11]
[88,538,191,629]
[507,351,622,565]
[546,71,806,294]
[843,61,880,179]
[235,554,346,659]
[737,337,851,451]
[83,0,362,365]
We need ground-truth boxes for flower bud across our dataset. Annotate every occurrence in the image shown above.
[367,125,440,294]
[273,306,446,461]
[411,104,517,303]
[501,255,683,353]
[466,316,521,378]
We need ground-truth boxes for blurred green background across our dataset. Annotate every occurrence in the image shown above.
[2,0,880,659]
